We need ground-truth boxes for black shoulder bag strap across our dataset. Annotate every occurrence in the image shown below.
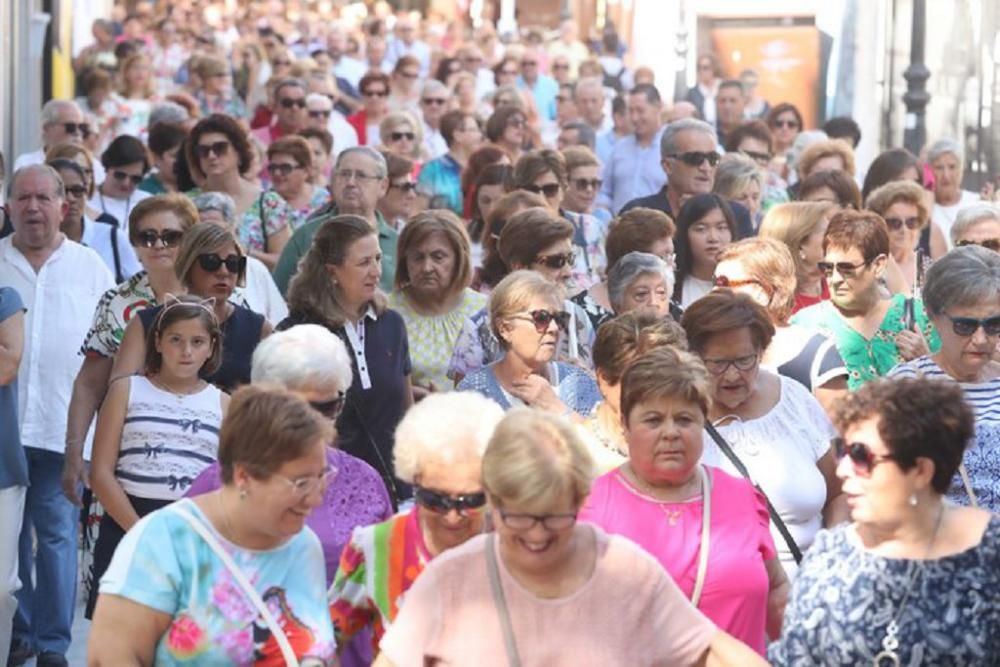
[704,422,803,564]
[259,192,269,250]
[109,224,124,284]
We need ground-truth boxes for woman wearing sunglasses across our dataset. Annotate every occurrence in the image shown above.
[347,71,391,147]
[887,246,1000,510]
[791,210,941,390]
[865,181,934,295]
[770,378,1000,665]
[329,391,503,664]
[89,135,153,230]
[682,290,846,577]
[114,223,272,393]
[266,136,330,231]
[458,270,599,415]
[485,105,529,163]
[765,103,803,180]
[377,111,428,167]
[376,408,767,666]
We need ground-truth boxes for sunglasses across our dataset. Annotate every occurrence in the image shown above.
[308,109,332,119]
[773,119,800,130]
[741,149,772,164]
[817,259,873,278]
[363,89,388,98]
[61,122,92,138]
[884,216,921,231]
[499,68,518,76]
[701,353,758,375]
[956,238,1000,252]
[526,183,561,198]
[309,393,346,421]
[515,309,571,334]
[391,181,418,193]
[667,151,721,167]
[421,97,448,106]
[414,486,487,514]
[137,229,184,248]
[112,170,144,185]
[534,250,575,270]
[832,437,896,476]
[196,141,230,160]
[280,97,307,109]
[64,184,88,198]
[714,275,769,292]
[390,131,416,142]
[272,59,292,67]
[942,313,1000,337]
[196,253,246,274]
[507,119,526,129]
[572,178,602,191]
[267,163,301,177]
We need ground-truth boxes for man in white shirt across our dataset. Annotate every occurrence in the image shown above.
[0,165,114,667]
[385,14,431,77]
[327,26,367,89]
[419,80,451,160]
[13,100,106,185]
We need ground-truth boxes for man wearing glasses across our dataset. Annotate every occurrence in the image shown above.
[13,100,106,186]
[251,79,309,149]
[418,80,451,160]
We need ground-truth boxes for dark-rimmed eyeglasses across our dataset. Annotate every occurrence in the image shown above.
[525,183,561,198]
[884,217,921,231]
[514,309,571,334]
[266,163,301,177]
[817,259,873,278]
[308,109,332,119]
[667,151,721,168]
[701,353,758,375]
[390,131,416,142]
[506,118,526,129]
[137,229,184,249]
[956,238,1000,252]
[279,97,306,109]
[414,486,487,514]
[390,181,418,193]
[572,178,602,191]
[64,184,88,199]
[533,251,575,270]
[196,253,246,274]
[832,437,896,476]
[942,313,1000,337]
[309,393,346,421]
[772,119,800,129]
[112,170,144,185]
[363,89,388,98]
[498,509,577,531]
[196,141,230,160]
[271,58,292,67]
[421,97,448,106]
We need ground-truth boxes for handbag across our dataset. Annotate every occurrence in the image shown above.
[704,422,803,564]
[170,502,300,667]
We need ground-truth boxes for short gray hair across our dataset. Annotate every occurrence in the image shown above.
[9,164,64,199]
[560,122,596,150]
[922,245,1000,316]
[305,92,333,110]
[607,251,674,311]
[334,146,388,179]
[574,77,604,99]
[420,79,450,98]
[191,191,236,227]
[251,324,353,393]
[927,138,963,164]
[713,154,764,201]
[660,118,717,158]
[951,203,1000,245]
[148,101,190,127]
[40,99,81,126]
[393,391,505,483]
[274,78,307,99]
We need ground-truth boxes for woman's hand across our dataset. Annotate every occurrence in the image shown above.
[509,374,567,413]
[895,329,929,361]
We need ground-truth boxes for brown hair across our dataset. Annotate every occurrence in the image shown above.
[174,223,246,288]
[298,127,333,155]
[512,149,566,190]
[864,181,929,230]
[766,103,804,132]
[267,135,314,170]
[462,145,508,203]
[562,145,599,173]
[440,110,479,147]
[186,114,253,180]
[497,207,574,270]
[723,120,774,154]
[717,237,798,324]
[359,70,390,95]
[485,105,526,144]
[489,270,563,349]
[128,194,199,247]
[620,347,713,425]
[478,190,548,288]
[680,289,776,354]
[392,55,420,76]
[218,384,334,484]
[380,150,415,182]
[822,209,890,261]
[144,295,223,376]
[798,169,862,210]
[797,139,857,179]
[605,207,676,269]
[196,55,229,79]
[44,143,98,198]
[395,209,473,295]
[593,311,688,386]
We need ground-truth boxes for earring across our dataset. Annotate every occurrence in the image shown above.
[239,487,248,500]
[909,493,918,507]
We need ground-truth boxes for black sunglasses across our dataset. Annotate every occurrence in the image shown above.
[308,109,331,119]
[525,183,561,198]
[309,393,346,421]
[534,251,575,270]
[956,238,1000,252]
[817,259,873,278]
[112,170,144,185]
[61,122,92,138]
[137,229,184,249]
[64,184,88,198]
[279,97,307,109]
[196,253,246,274]
[942,313,1000,337]
[390,131,416,142]
[421,98,448,106]
[773,119,800,129]
[832,437,896,476]
[572,178,602,191]
[741,149,772,164]
[414,486,487,514]
[884,217,921,231]
[363,89,388,98]
[267,163,300,177]
[518,309,571,334]
[667,151,721,168]
[196,141,230,160]
[390,181,418,193]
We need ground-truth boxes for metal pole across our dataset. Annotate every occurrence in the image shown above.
[902,0,930,155]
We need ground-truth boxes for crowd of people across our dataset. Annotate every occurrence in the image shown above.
[1,2,999,666]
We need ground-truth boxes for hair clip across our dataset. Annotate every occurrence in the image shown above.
[157,293,220,327]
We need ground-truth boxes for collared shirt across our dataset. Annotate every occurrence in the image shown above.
[422,122,448,160]
[343,305,378,389]
[517,74,560,121]
[561,209,609,290]
[598,129,666,214]
[0,236,114,452]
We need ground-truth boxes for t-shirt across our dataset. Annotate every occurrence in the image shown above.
[0,287,27,489]
[100,498,337,666]
[379,527,718,667]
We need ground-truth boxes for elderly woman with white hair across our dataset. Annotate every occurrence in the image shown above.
[191,190,288,324]
[714,153,765,227]
[329,391,504,662]
[951,202,1000,253]
[374,408,768,666]
[607,251,675,320]
[927,138,982,253]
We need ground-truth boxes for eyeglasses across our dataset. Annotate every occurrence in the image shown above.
[701,353,758,375]
[308,109,332,119]
[421,97,448,106]
[534,250,575,270]
[137,229,184,248]
[772,119,800,130]
[390,131,416,142]
[309,393,346,421]
[267,163,301,177]
[498,509,577,531]
[832,437,896,476]
[714,275,770,292]
[60,122,92,138]
[196,141,230,160]
[884,217,921,231]
[112,170,144,185]
[942,313,1000,337]
[514,309,571,334]
[363,89,388,98]
[506,119,526,129]
[414,486,487,515]
[335,169,380,182]
[196,253,246,274]
[553,63,570,70]
[817,259,873,278]
[956,238,1000,252]
[275,464,337,497]
[667,151,721,168]
[572,178,602,191]
[521,60,538,67]
[741,149,772,164]
[390,181,418,193]
[279,97,307,109]
[399,71,420,80]
[499,68,518,76]
[272,59,292,67]
[525,183,561,198]
[64,184,88,198]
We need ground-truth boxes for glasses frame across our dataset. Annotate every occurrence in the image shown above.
[196,141,231,160]
[275,464,338,497]
[942,313,1000,337]
[137,229,184,249]
[832,437,896,476]
[571,178,602,191]
[112,170,145,185]
[279,97,307,109]
[701,352,759,376]
[514,309,571,334]
[884,216,922,231]
[956,238,1000,252]
[533,250,576,270]
[497,509,577,531]
[525,183,561,198]
[309,393,346,421]
[817,258,875,278]
[196,252,247,275]
[667,151,721,168]
[414,486,488,515]
[267,162,302,177]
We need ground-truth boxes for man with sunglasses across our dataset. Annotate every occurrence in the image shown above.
[417,80,451,160]
[251,79,308,150]
[13,100,105,186]
[950,202,1000,254]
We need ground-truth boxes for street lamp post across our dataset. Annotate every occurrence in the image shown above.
[902,0,930,155]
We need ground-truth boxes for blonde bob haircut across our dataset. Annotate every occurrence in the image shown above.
[489,270,563,350]
[759,201,837,285]
[379,110,426,160]
[717,237,798,324]
[482,408,594,512]
[713,153,764,202]
[173,223,247,288]
[394,209,473,295]
[620,346,713,425]
[797,138,857,179]
[863,180,929,230]
[394,391,505,483]
[44,143,98,198]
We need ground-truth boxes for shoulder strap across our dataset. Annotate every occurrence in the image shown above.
[704,422,803,564]
[485,533,522,667]
[109,225,124,284]
[169,503,301,667]
[259,192,269,248]
[958,464,979,507]
[690,464,711,607]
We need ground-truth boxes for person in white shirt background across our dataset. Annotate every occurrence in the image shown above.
[14,100,107,187]
[418,80,451,160]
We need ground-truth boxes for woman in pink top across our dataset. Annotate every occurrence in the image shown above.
[374,408,768,667]
[579,346,789,655]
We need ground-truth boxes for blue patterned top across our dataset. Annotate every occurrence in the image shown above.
[769,517,1000,666]
[457,361,600,415]
[416,154,462,216]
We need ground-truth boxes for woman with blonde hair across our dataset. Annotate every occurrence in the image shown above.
[117,52,158,137]
[759,201,837,312]
[796,139,856,182]
[714,153,766,227]
[865,180,938,293]
[378,110,428,164]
